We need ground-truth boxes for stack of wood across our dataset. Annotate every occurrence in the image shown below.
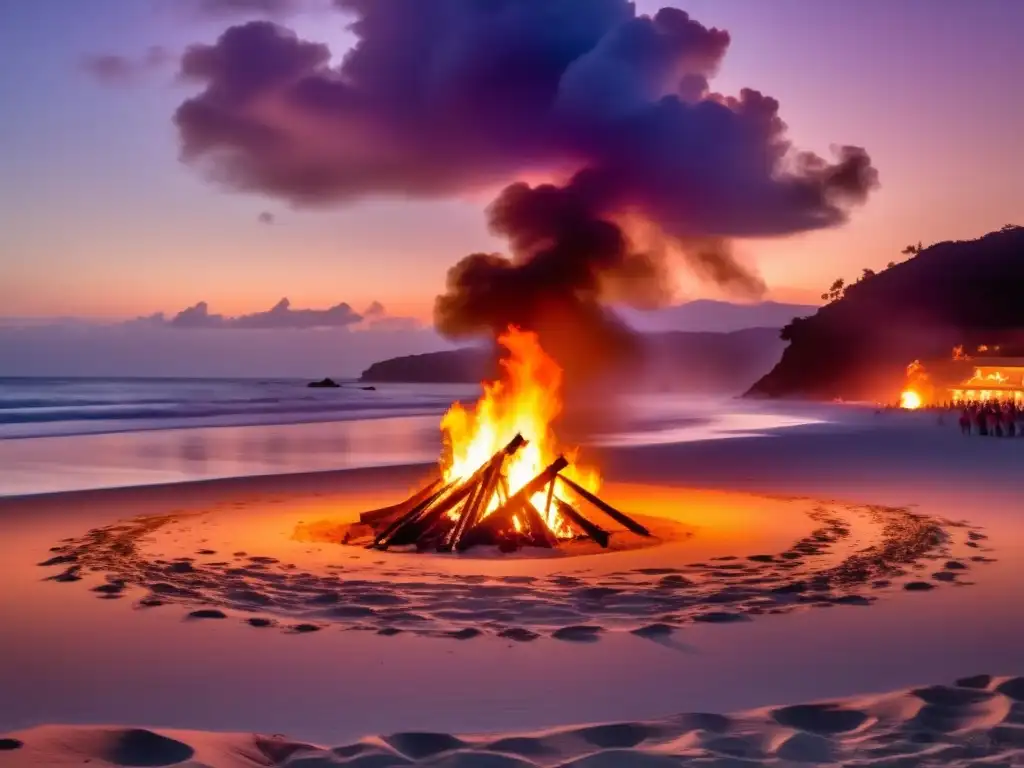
[359,433,652,552]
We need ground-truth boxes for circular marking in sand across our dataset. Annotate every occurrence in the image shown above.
[38,491,993,641]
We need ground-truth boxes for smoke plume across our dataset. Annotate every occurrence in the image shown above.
[173,1,878,377]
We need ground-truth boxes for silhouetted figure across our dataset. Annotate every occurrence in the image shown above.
[959,410,971,435]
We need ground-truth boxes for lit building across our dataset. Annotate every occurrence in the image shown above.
[947,359,1024,404]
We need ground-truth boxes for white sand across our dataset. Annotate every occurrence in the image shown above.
[4,674,1024,766]
[1,406,1023,754]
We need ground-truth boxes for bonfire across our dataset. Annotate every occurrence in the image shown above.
[900,359,928,409]
[359,327,650,552]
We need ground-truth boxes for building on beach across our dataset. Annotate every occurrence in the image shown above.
[943,359,1024,404]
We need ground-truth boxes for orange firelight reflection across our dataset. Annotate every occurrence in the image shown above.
[440,327,600,538]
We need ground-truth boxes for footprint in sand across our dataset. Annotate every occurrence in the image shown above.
[631,623,675,638]
[692,611,750,624]
[552,625,603,642]
[91,582,126,597]
[38,554,77,567]
[187,609,227,620]
[446,628,482,640]
[49,566,83,583]
[771,702,869,734]
[498,627,540,642]
[904,581,935,591]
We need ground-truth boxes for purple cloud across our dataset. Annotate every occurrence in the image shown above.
[165,298,361,329]
[173,5,875,230]
[82,46,171,85]
[172,2,878,378]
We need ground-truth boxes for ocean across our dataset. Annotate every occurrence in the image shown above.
[0,377,833,497]
[0,377,477,439]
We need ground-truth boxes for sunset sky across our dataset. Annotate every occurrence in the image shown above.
[1,0,1022,325]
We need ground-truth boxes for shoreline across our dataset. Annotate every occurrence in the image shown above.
[0,406,448,442]
[0,460,437,505]
[0,407,1012,507]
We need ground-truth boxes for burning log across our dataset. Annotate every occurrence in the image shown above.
[356,328,651,553]
[553,499,610,548]
[520,502,558,548]
[360,479,442,527]
[361,447,651,553]
[557,475,652,537]
[443,457,501,551]
[373,434,526,551]
[462,456,569,545]
[372,481,456,548]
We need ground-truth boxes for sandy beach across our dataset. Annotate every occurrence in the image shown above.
[2,406,1023,766]
[5,0,1021,760]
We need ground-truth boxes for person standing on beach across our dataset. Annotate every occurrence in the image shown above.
[989,408,1001,437]
[959,409,972,435]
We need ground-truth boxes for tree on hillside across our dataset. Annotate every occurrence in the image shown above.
[820,277,845,303]
[1002,224,1021,232]
[901,241,924,257]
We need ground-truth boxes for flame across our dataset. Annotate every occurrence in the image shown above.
[440,326,600,538]
[952,345,970,361]
[900,390,922,409]
[968,368,1008,384]
[906,359,926,379]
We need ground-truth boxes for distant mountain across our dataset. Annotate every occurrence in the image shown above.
[359,347,492,384]
[747,226,1024,401]
[361,327,785,394]
[637,328,787,393]
[618,299,817,333]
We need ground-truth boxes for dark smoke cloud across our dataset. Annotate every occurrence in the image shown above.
[82,47,171,84]
[173,1,878,374]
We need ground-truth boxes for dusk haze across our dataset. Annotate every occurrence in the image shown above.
[2,3,1023,767]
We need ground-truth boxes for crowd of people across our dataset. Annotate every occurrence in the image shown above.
[879,398,1024,436]
[954,400,1024,436]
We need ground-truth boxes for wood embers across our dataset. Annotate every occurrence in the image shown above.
[358,433,651,552]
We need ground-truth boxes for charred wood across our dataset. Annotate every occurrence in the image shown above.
[553,499,610,547]
[360,479,441,526]
[558,475,652,537]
